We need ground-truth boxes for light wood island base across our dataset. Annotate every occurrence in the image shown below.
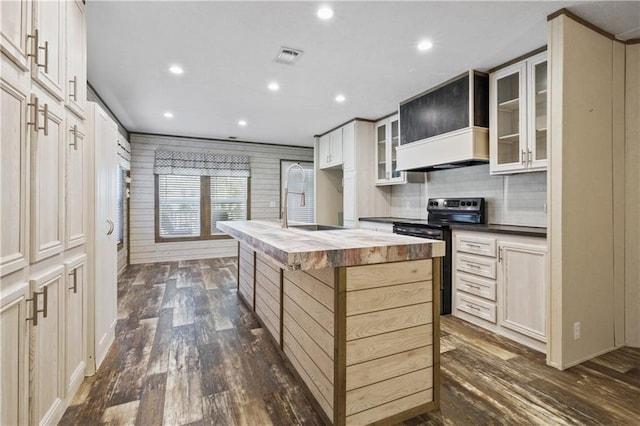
[237,241,440,426]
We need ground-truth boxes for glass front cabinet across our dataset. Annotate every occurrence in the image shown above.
[490,51,547,174]
[375,114,405,185]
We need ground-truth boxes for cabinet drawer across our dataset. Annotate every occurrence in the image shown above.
[457,254,496,279]
[456,292,497,323]
[456,272,496,301]
[456,234,496,257]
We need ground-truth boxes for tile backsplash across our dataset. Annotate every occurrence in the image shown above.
[390,164,547,227]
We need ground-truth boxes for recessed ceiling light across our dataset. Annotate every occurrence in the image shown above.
[417,40,433,51]
[317,7,334,20]
[335,94,346,103]
[238,120,247,127]
[163,112,174,118]
[168,65,184,75]
[268,82,280,91]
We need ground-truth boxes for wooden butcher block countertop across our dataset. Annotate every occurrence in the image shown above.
[217,220,445,271]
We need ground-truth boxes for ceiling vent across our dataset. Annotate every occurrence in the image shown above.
[275,46,303,65]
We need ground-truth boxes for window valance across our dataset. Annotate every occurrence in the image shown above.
[153,150,251,177]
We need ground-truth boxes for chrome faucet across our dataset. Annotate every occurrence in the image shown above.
[282,163,306,228]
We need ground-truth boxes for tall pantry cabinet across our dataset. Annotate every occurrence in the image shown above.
[0,1,115,424]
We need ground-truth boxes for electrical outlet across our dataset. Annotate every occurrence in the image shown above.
[573,322,581,340]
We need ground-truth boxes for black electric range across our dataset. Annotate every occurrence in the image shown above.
[393,198,486,314]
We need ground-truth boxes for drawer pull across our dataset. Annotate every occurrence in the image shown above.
[467,263,481,269]
[466,304,481,311]
[468,284,481,290]
[467,243,481,248]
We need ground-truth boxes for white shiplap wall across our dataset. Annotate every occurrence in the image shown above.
[129,134,313,264]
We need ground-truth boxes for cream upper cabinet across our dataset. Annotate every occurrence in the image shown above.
[1,68,30,277]
[490,51,547,174]
[31,0,66,101]
[64,0,85,117]
[499,241,547,342]
[65,114,86,249]
[0,283,30,426]
[1,0,33,71]
[318,128,343,169]
[342,121,355,172]
[30,88,66,263]
[375,114,415,185]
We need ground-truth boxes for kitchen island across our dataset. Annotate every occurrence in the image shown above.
[217,220,445,426]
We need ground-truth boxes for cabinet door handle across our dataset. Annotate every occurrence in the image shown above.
[27,95,49,136]
[68,269,78,294]
[26,29,41,67]
[28,29,49,73]
[41,285,48,319]
[528,149,532,165]
[521,150,526,165]
[69,125,79,150]
[41,102,49,136]
[26,286,48,326]
[27,94,40,132]
[69,75,78,101]
[498,247,503,262]
[40,40,49,73]
[26,290,40,326]
[106,219,114,236]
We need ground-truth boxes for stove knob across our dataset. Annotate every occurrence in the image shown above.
[433,201,438,206]
[472,201,478,206]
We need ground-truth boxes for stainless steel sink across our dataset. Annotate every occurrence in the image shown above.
[289,224,345,231]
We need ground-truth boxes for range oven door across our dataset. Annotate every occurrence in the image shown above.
[393,224,451,315]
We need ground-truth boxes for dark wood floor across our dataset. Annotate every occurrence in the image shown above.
[60,258,640,425]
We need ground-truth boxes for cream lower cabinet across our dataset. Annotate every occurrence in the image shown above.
[499,241,546,342]
[64,255,87,398]
[30,266,66,425]
[453,230,547,352]
[0,283,30,426]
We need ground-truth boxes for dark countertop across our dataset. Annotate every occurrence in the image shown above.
[359,217,546,238]
[449,223,547,238]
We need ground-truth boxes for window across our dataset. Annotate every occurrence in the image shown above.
[211,176,249,235]
[280,160,314,223]
[154,150,251,242]
[158,175,202,238]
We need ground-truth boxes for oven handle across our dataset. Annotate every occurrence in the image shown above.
[394,231,443,240]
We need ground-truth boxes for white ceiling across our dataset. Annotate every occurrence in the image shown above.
[87,1,640,147]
